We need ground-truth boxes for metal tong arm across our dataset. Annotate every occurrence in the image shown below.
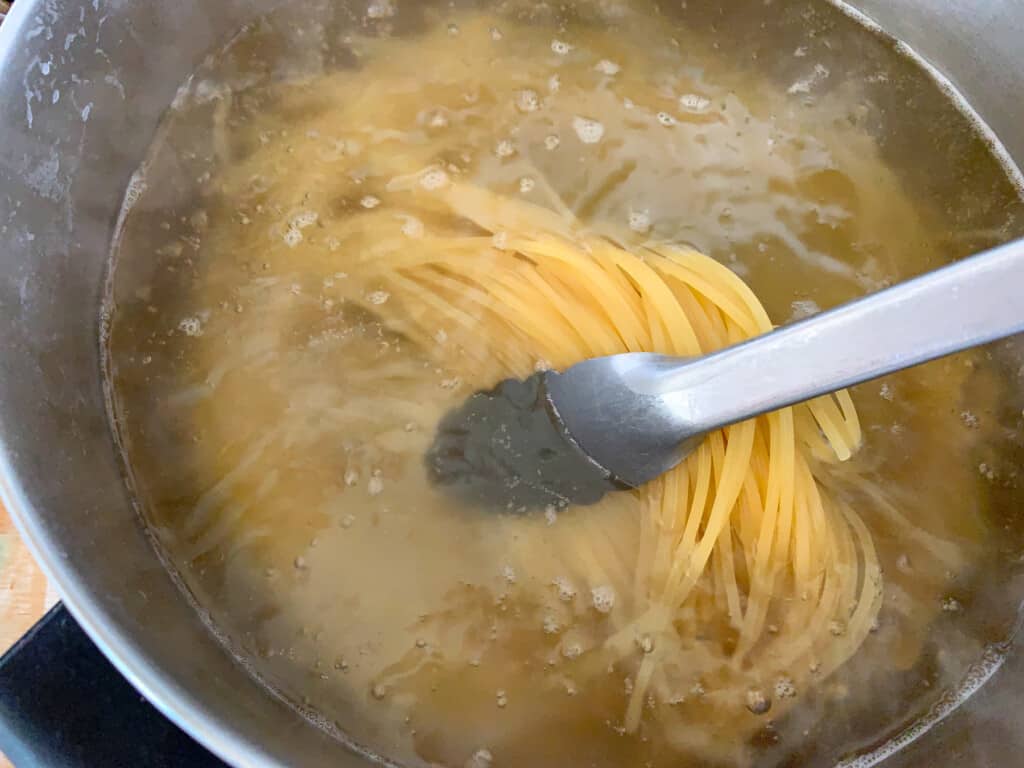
[645,238,1024,432]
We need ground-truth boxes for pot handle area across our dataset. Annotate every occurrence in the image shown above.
[0,604,226,767]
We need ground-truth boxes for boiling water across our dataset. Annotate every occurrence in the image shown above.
[106,0,1024,765]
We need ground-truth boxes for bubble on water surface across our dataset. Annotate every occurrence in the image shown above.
[572,116,605,144]
[790,299,821,319]
[554,576,576,601]
[591,585,616,613]
[551,39,571,55]
[516,90,540,112]
[679,93,711,112]
[775,677,797,699]
[178,317,203,337]
[419,168,450,190]
[746,687,772,715]
[290,210,318,228]
[628,208,651,233]
[495,139,516,158]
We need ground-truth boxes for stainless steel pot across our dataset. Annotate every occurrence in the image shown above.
[0,1,1022,766]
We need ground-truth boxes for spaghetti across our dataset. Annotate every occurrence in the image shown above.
[278,176,883,735]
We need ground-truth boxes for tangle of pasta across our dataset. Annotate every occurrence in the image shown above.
[298,175,883,736]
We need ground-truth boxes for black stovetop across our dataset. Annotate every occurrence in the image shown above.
[0,605,226,767]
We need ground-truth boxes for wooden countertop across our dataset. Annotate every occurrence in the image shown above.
[0,500,53,657]
[1,499,54,767]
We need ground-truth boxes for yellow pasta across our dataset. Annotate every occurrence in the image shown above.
[302,179,883,735]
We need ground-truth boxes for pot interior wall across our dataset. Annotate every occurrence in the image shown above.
[0,2,371,766]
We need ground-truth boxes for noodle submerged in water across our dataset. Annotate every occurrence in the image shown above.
[107,2,1024,766]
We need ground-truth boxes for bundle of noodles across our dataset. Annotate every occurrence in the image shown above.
[210,153,882,749]
[329,179,881,738]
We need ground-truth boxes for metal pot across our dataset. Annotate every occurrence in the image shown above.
[0,1,1022,765]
